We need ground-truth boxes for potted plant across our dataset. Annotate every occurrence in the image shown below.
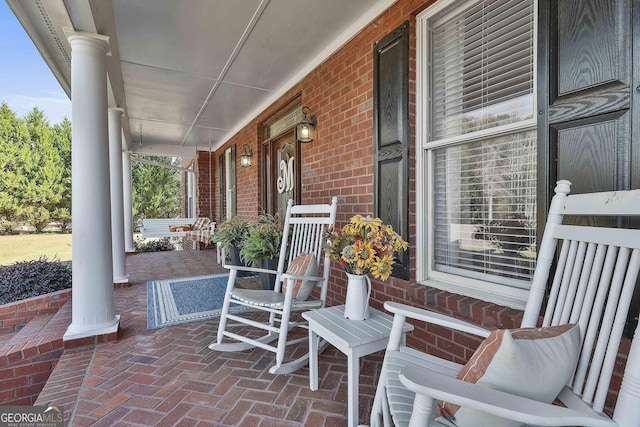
[211,216,250,272]
[240,213,284,290]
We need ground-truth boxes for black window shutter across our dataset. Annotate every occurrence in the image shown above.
[230,145,237,216]
[373,21,410,280]
[218,153,224,221]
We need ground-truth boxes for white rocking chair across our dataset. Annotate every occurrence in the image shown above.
[366,181,640,427]
[209,197,338,374]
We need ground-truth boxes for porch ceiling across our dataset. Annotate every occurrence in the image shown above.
[7,0,397,157]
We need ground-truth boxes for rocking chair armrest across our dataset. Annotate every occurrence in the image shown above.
[222,263,279,276]
[384,301,490,338]
[280,272,324,283]
[398,367,617,427]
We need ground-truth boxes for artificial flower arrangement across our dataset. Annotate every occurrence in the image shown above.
[323,214,408,281]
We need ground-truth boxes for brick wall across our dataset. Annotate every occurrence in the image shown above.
[0,290,71,405]
[0,338,63,405]
[194,0,450,341]
[0,289,71,335]
[193,0,628,415]
[195,153,216,221]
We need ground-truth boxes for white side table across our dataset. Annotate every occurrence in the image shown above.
[303,305,413,427]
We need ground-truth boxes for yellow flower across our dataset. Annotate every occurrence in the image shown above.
[371,254,394,281]
[342,224,359,238]
[351,214,383,232]
[394,232,408,251]
[353,240,376,269]
[322,214,408,281]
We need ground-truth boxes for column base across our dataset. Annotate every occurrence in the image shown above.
[63,315,120,342]
[114,275,130,288]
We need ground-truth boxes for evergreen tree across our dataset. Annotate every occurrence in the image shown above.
[52,118,72,231]
[0,103,29,233]
[19,108,64,232]
[132,155,182,227]
[0,102,183,235]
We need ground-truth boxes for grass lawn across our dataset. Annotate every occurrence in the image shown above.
[0,234,72,266]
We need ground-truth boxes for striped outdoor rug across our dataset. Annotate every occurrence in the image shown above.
[146,274,250,330]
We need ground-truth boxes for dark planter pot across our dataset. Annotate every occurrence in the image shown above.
[260,257,278,290]
[229,246,251,277]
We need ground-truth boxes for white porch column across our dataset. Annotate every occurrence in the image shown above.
[108,108,128,284]
[122,151,135,253]
[64,30,119,341]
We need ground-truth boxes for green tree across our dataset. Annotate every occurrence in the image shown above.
[0,103,29,233]
[52,118,72,232]
[18,108,65,232]
[132,155,182,227]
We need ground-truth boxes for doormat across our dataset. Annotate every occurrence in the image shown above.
[146,274,251,330]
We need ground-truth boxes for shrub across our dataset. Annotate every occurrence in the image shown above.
[134,237,177,253]
[0,257,72,305]
[211,216,250,253]
[240,214,284,266]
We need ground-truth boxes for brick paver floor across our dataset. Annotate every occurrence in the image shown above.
[35,250,384,426]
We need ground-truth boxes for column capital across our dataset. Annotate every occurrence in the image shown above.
[63,27,111,55]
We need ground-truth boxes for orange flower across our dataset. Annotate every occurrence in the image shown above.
[323,215,408,281]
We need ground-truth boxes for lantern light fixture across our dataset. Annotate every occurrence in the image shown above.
[240,144,253,167]
[296,106,317,143]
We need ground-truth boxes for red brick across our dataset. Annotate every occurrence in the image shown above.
[123,409,164,425]
[90,394,131,417]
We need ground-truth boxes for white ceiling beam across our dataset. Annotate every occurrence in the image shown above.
[131,142,196,159]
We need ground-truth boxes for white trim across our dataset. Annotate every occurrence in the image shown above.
[422,120,537,150]
[132,157,191,173]
[225,148,233,220]
[415,14,428,281]
[533,0,539,117]
[421,278,528,311]
[63,27,111,55]
[64,315,120,341]
[133,143,196,158]
[415,0,538,310]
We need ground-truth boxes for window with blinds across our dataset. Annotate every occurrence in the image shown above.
[430,0,534,140]
[428,0,536,288]
[433,131,536,286]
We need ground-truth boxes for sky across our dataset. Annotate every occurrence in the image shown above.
[0,1,71,125]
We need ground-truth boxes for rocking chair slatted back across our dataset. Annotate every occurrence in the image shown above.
[281,200,338,302]
[368,180,640,427]
[522,180,640,420]
[542,233,640,413]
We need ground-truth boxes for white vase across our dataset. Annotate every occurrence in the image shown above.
[344,273,371,320]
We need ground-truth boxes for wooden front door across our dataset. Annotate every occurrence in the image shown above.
[263,129,300,216]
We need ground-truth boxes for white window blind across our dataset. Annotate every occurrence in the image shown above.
[427,0,536,288]
[430,0,534,140]
[433,130,537,287]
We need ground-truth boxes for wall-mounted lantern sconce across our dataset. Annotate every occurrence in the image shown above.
[240,144,253,167]
[296,106,317,143]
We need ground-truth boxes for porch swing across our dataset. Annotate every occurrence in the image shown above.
[135,153,214,246]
